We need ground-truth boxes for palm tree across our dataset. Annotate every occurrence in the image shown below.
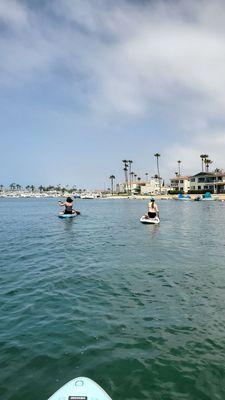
[154,153,161,194]
[177,160,181,176]
[200,154,208,172]
[9,183,16,191]
[134,173,137,183]
[200,154,205,172]
[145,172,149,183]
[55,185,61,192]
[122,159,128,172]
[16,184,21,191]
[109,175,116,195]
[122,160,129,192]
[130,171,134,182]
[0,184,4,192]
[205,159,213,173]
[128,160,133,194]
[30,185,35,192]
[123,167,128,192]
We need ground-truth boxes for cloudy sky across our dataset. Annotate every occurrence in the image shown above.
[1,0,225,188]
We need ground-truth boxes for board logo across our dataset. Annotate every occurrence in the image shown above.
[68,397,87,400]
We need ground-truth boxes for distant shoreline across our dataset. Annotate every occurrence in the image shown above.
[104,193,225,200]
[1,192,225,201]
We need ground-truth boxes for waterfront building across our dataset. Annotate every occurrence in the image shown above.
[116,181,146,194]
[189,170,225,193]
[140,178,161,195]
[116,183,126,193]
[130,181,144,194]
[170,176,190,193]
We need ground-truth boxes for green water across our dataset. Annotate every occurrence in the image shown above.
[1,198,225,399]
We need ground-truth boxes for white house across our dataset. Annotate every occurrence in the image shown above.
[140,178,161,195]
[170,176,190,193]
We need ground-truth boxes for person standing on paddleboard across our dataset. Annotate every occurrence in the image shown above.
[148,198,159,218]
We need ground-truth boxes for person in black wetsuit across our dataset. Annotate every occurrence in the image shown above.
[59,197,75,214]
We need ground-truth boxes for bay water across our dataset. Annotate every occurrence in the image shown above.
[1,198,225,399]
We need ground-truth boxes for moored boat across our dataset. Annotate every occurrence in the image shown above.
[177,194,191,201]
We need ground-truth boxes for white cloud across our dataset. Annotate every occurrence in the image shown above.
[48,0,225,124]
[0,0,28,27]
[2,0,225,120]
[166,131,225,177]
[1,0,225,179]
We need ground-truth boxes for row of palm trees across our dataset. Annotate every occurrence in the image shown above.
[0,184,78,193]
[109,153,162,195]
[175,155,213,177]
[122,159,145,194]
[200,154,213,173]
[1,183,37,191]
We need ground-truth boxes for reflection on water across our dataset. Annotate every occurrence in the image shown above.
[60,217,77,231]
[145,224,160,238]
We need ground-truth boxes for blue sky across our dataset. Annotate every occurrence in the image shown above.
[1,0,225,189]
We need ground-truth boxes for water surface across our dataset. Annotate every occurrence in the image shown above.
[1,198,225,400]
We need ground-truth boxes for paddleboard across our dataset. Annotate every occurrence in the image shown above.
[140,215,160,224]
[58,213,77,219]
[48,377,112,400]
[201,198,214,201]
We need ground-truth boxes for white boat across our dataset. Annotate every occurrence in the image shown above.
[177,194,191,201]
[140,215,160,224]
[201,193,217,201]
[81,193,95,199]
[48,377,112,400]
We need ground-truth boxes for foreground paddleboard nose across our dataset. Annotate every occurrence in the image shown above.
[48,377,112,400]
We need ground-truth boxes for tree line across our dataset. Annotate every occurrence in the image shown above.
[0,184,83,193]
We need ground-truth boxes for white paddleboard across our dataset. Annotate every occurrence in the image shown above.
[48,377,112,400]
[140,215,160,224]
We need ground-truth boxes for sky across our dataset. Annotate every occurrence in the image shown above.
[1,0,225,189]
